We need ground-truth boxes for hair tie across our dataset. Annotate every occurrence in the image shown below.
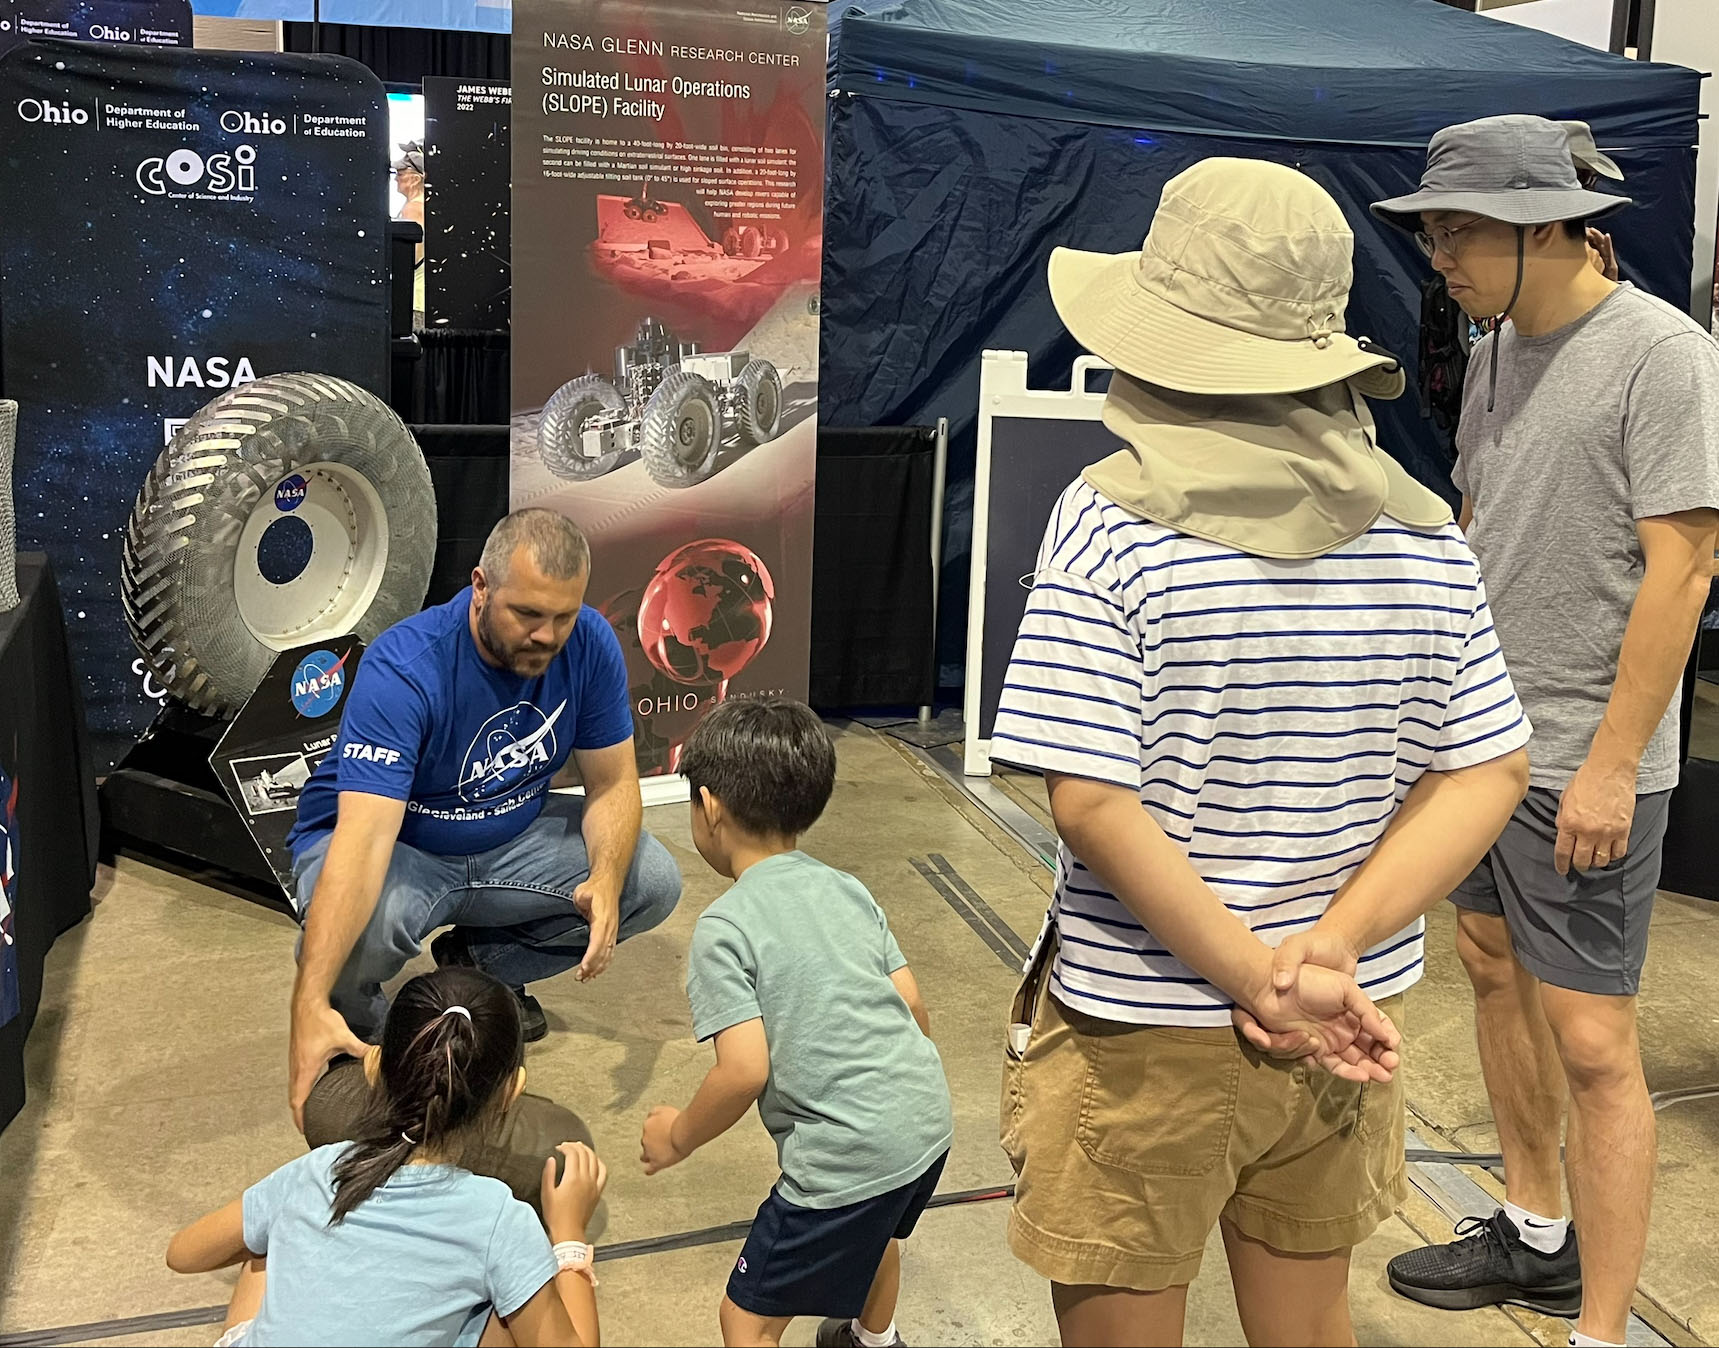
[441,1005,472,1022]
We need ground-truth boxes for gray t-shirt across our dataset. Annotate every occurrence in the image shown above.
[1455,284,1719,793]
[686,850,953,1209]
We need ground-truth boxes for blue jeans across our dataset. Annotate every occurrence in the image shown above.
[293,795,682,1038]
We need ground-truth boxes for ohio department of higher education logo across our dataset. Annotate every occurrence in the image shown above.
[459,700,566,803]
[784,6,810,35]
[290,649,351,717]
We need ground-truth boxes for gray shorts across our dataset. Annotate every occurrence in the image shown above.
[1451,787,1669,996]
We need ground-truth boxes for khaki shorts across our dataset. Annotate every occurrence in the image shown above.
[1001,975,1406,1292]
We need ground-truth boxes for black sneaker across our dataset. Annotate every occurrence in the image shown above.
[430,930,548,1043]
[815,1321,906,1348]
[1387,1211,1581,1316]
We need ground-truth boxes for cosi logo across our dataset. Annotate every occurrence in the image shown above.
[147,355,256,389]
[220,110,286,135]
[137,145,257,197]
[290,649,350,718]
[16,98,89,125]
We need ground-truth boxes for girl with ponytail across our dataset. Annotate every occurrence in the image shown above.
[168,967,606,1346]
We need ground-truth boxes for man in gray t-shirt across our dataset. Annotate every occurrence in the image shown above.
[1372,117,1719,1347]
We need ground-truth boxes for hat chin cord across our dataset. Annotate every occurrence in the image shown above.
[1487,226,1526,413]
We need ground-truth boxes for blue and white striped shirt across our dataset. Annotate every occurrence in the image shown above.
[990,480,1531,1027]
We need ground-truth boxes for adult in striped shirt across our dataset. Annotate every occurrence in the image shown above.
[994,158,1531,1348]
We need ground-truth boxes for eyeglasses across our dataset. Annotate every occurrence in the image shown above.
[1414,221,1483,261]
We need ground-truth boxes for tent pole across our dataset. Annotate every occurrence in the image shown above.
[919,417,948,727]
[1610,0,1634,53]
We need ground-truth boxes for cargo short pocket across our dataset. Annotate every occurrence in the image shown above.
[1075,1022,1240,1177]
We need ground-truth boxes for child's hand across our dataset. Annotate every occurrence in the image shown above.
[541,1142,607,1243]
[640,1105,686,1175]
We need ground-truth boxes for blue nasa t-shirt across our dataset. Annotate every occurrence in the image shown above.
[287,589,634,859]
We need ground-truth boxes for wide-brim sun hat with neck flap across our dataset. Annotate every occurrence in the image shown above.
[1048,157,1405,402]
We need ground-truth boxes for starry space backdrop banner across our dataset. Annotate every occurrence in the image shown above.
[0,0,191,60]
[0,40,388,765]
[423,76,509,332]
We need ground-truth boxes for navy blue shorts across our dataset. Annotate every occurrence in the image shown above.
[725,1152,948,1320]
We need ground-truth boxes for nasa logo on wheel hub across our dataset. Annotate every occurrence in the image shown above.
[275,474,308,512]
[289,649,350,717]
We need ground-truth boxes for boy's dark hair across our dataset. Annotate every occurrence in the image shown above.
[1561,217,1588,241]
[679,696,836,837]
[329,967,523,1223]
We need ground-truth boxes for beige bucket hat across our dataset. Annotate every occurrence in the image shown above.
[1049,157,1405,400]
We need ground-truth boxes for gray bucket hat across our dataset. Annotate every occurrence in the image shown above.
[1560,120,1624,184]
[1372,114,1630,231]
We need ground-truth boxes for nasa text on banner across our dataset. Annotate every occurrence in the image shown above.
[212,637,367,895]
[510,0,825,779]
[0,0,192,58]
[424,76,510,331]
[0,42,388,767]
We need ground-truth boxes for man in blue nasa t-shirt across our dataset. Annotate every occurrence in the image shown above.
[285,510,682,1127]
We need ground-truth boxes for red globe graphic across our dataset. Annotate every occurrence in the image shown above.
[638,539,775,686]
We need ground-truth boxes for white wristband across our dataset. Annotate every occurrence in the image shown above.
[553,1240,598,1286]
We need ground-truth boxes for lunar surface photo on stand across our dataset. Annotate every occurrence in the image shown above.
[229,751,314,817]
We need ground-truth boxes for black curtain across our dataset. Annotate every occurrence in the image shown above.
[283,22,508,83]
[413,329,510,424]
[411,424,509,605]
[811,426,938,711]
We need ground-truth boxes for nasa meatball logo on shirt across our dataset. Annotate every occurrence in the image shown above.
[458,700,566,804]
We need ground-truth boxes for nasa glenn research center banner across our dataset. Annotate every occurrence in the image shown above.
[511,0,825,781]
[0,41,388,765]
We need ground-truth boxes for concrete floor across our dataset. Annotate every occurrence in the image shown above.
[1,722,1715,1346]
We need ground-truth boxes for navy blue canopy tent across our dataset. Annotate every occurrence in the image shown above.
[818,0,1702,686]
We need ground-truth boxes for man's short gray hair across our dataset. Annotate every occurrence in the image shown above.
[479,509,590,586]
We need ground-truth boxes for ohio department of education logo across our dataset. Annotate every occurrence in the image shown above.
[290,649,350,717]
[459,700,566,803]
[784,6,810,35]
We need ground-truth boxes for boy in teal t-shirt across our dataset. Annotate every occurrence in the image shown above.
[639,697,953,1348]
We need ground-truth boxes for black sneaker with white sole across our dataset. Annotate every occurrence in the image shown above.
[1387,1210,1581,1316]
[815,1320,906,1348]
[430,929,548,1043]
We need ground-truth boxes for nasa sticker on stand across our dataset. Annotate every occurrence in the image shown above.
[210,636,368,898]
[289,647,350,717]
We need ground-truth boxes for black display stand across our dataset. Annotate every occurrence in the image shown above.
[98,704,290,913]
[0,556,99,1135]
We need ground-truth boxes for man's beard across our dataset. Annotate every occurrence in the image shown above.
[476,602,559,675]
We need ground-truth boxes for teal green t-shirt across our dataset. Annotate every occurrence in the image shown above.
[686,851,954,1209]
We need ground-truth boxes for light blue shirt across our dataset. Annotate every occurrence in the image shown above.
[237,1144,557,1346]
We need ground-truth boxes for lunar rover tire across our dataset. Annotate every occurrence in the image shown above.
[640,370,722,488]
[735,360,784,447]
[120,372,435,716]
[539,375,627,481]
